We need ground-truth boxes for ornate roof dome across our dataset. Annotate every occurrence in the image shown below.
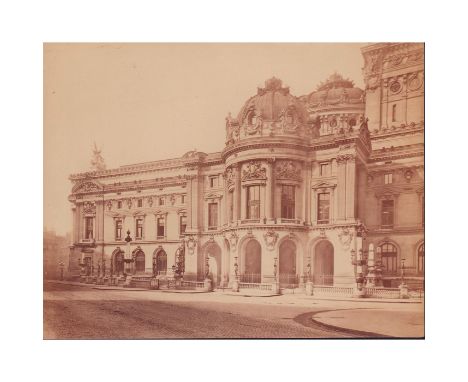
[236,77,308,124]
[307,72,364,108]
[224,77,318,146]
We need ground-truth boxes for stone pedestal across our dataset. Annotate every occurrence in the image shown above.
[203,278,212,292]
[399,283,409,299]
[271,281,280,295]
[123,275,133,288]
[353,287,366,298]
[232,279,239,292]
[305,281,314,296]
[150,278,159,290]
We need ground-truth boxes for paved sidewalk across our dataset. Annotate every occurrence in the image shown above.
[312,308,424,338]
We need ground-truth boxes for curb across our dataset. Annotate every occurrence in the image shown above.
[294,310,392,338]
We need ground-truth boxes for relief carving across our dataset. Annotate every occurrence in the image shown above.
[186,236,197,255]
[226,231,239,252]
[263,230,279,251]
[338,228,354,250]
[242,161,266,181]
[83,201,96,215]
[275,161,302,181]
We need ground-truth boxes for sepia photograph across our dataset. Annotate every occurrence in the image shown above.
[43,42,424,340]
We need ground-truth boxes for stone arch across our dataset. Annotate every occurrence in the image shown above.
[278,239,298,287]
[199,241,222,286]
[241,238,262,283]
[111,247,124,276]
[375,239,400,275]
[153,247,167,275]
[132,247,145,273]
[313,240,334,285]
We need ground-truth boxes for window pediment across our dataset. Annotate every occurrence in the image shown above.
[204,192,223,200]
[72,180,103,194]
[311,181,336,190]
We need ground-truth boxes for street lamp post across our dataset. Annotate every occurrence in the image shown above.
[350,248,367,298]
[232,256,239,292]
[399,258,409,299]
[305,255,313,296]
[271,257,280,295]
[203,255,212,292]
[123,230,133,287]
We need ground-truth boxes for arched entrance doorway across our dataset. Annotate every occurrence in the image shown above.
[279,240,297,287]
[243,239,261,283]
[112,248,124,276]
[133,249,145,273]
[153,249,167,275]
[198,242,222,287]
[313,240,334,285]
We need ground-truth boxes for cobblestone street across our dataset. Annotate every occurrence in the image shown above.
[43,282,423,339]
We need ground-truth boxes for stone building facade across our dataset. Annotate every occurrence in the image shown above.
[68,43,424,290]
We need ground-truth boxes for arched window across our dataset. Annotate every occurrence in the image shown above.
[247,111,256,125]
[380,242,398,274]
[392,104,397,122]
[135,250,145,272]
[418,243,425,274]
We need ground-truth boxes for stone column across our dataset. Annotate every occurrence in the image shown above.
[265,159,274,222]
[336,157,347,222]
[345,157,356,220]
[233,164,241,224]
[186,176,193,230]
[304,162,311,225]
[72,205,78,243]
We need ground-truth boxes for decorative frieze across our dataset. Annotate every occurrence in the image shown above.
[242,161,266,181]
[83,201,96,215]
[336,154,355,164]
[275,161,302,181]
[73,181,102,194]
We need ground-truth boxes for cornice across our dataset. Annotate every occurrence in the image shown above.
[370,122,424,139]
[70,176,189,197]
[70,159,186,181]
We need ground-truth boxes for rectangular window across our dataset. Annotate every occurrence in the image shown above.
[381,200,394,228]
[181,195,186,204]
[247,185,260,219]
[317,193,330,224]
[159,197,164,206]
[210,176,219,188]
[136,218,143,239]
[320,163,330,177]
[85,217,94,239]
[137,199,143,208]
[180,215,187,236]
[384,173,393,184]
[208,202,218,229]
[392,104,397,122]
[157,217,165,238]
[117,201,122,209]
[115,219,122,240]
[281,185,295,219]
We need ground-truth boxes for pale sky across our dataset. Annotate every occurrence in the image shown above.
[44,43,366,235]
